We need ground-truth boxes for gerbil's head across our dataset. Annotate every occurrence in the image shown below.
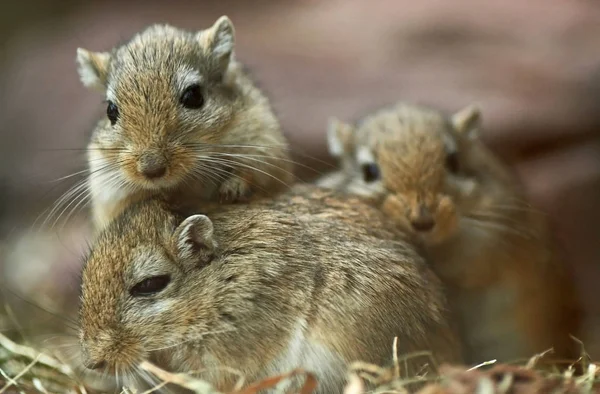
[77,17,243,190]
[346,103,483,245]
[79,200,222,373]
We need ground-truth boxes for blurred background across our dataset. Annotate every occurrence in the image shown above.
[0,0,599,359]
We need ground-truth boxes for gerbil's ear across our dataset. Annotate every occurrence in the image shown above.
[174,214,218,266]
[199,16,235,72]
[76,48,111,91]
[326,117,355,157]
[451,104,481,140]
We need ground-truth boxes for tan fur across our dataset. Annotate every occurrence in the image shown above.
[315,117,359,190]
[77,17,293,232]
[326,102,583,365]
[79,184,463,393]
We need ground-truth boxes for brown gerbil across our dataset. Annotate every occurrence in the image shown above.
[325,102,582,365]
[76,16,293,231]
[78,184,462,393]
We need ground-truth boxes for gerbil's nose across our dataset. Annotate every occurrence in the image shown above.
[83,359,106,370]
[410,206,435,232]
[411,217,435,232]
[138,152,167,179]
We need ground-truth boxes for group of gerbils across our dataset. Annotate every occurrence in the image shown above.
[68,15,583,394]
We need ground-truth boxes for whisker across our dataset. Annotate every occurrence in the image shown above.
[44,169,91,184]
[468,210,529,227]
[203,151,325,176]
[188,161,229,186]
[211,152,299,180]
[34,178,89,229]
[195,157,273,196]
[0,284,79,330]
[51,182,93,230]
[184,142,337,170]
[186,157,263,194]
[463,217,536,240]
[487,203,546,216]
[34,147,129,152]
[33,159,125,230]
[146,327,237,352]
[185,142,288,150]
[136,366,162,393]
[199,156,292,190]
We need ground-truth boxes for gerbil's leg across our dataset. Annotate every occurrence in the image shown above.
[219,170,252,202]
[433,196,459,244]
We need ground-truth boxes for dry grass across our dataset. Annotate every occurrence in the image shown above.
[2,331,600,394]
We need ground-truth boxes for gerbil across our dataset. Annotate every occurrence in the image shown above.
[325,102,582,365]
[76,16,293,231]
[79,184,463,393]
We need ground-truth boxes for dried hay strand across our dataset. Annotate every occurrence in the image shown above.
[0,332,86,394]
[2,330,599,394]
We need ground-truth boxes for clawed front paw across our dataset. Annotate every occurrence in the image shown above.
[219,176,252,203]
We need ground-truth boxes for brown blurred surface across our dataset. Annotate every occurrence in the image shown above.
[0,0,599,356]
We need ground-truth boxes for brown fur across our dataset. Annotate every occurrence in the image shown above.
[76,17,293,232]
[324,102,583,365]
[79,184,462,393]
[315,117,359,190]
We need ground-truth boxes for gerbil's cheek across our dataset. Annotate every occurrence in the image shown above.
[81,329,145,372]
[346,178,386,201]
[446,175,476,201]
[381,195,411,232]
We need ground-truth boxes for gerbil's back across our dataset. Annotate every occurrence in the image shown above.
[198,184,463,367]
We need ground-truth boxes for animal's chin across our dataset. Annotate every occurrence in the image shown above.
[132,175,183,191]
[418,232,444,247]
[102,355,146,376]
[417,226,458,246]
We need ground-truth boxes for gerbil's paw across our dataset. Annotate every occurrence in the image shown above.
[434,196,459,242]
[219,176,252,203]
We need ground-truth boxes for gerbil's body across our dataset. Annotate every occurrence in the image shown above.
[326,102,582,364]
[77,17,293,231]
[79,184,462,393]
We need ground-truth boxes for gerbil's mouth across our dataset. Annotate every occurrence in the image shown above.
[81,352,147,380]
[135,174,181,190]
[124,164,184,190]
[416,230,445,246]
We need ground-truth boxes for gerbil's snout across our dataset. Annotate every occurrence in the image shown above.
[409,205,435,232]
[80,328,143,373]
[137,152,168,179]
[382,191,458,244]
[80,342,109,371]
[381,194,437,233]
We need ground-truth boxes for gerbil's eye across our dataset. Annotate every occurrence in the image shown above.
[445,151,460,174]
[362,163,381,183]
[106,101,119,126]
[130,275,171,297]
[180,84,205,109]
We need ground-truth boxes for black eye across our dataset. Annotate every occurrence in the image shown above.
[180,84,205,109]
[130,275,171,297]
[106,101,119,126]
[362,163,381,183]
[445,151,460,174]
